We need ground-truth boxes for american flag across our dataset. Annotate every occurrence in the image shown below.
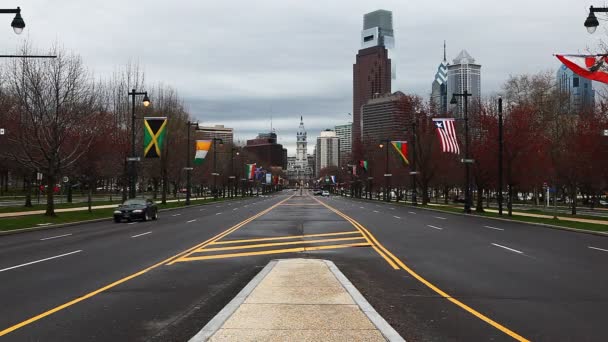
[432,118,460,154]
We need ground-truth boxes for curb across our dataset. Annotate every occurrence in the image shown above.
[324,259,405,342]
[0,197,255,237]
[188,260,278,342]
[340,196,608,237]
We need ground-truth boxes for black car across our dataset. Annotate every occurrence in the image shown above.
[113,199,158,223]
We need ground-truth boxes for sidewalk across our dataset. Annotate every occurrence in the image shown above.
[0,197,209,218]
[190,259,403,342]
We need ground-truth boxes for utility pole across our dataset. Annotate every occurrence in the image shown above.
[498,97,503,215]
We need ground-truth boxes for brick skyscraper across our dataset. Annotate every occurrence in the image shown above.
[352,9,394,158]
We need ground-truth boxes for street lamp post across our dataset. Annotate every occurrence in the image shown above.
[584,6,608,33]
[0,7,25,34]
[185,121,198,205]
[379,139,391,202]
[212,138,223,200]
[450,90,473,213]
[230,147,239,198]
[127,89,150,199]
[411,115,418,205]
[498,97,504,215]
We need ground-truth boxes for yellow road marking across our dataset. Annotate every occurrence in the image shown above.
[315,197,530,342]
[212,231,360,245]
[196,236,365,252]
[0,195,293,337]
[176,242,371,262]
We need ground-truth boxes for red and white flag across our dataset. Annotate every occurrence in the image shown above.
[433,118,460,154]
[555,54,608,83]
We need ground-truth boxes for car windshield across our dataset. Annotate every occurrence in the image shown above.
[122,199,146,206]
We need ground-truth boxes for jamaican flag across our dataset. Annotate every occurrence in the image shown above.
[143,117,167,158]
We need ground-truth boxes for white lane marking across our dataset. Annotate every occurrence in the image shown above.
[199,208,206,211]
[375,204,381,207]
[186,219,197,223]
[244,205,249,208]
[172,214,181,217]
[216,212,222,215]
[433,216,447,220]
[0,250,82,273]
[215,206,221,208]
[409,211,416,214]
[390,208,395,210]
[40,233,72,241]
[491,243,523,254]
[373,210,379,213]
[131,231,152,238]
[128,222,137,225]
[393,216,401,219]
[233,208,238,211]
[427,225,443,230]
[588,246,608,253]
[360,206,365,209]
[36,223,53,226]
[484,226,504,231]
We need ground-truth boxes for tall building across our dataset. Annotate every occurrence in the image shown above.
[244,132,287,169]
[315,130,340,176]
[447,50,481,117]
[334,123,352,167]
[361,91,410,150]
[431,42,448,114]
[353,9,394,159]
[197,124,234,145]
[286,116,313,183]
[557,64,594,113]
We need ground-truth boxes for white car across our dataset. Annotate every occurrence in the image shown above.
[322,190,330,197]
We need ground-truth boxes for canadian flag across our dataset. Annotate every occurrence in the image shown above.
[555,54,608,83]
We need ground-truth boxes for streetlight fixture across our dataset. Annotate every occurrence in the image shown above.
[127,89,150,199]
[0,7,25,34]
[212,138,224,200]
[379,139,391,202]
[585,6,608,34]
[450,90,473,213]
[498,97,504,215]
[230,147,240,198]
[184,121,199,205]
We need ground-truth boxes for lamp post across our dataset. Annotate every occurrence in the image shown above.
[584,6,608,33]
[212,138,224,200]
[498,97,504,215]
[185,121,198,205]
[127,89,150,199]
[230,147,239,198]
[379,139,391,202]
[450,90,473,213]
[411,115,418,205]
[0,7,25,34]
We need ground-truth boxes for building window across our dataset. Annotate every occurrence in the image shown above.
[573,77,579,88]
[364,35,374,42]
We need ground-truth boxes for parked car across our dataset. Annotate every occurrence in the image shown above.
[313,189,323,196]
[322,190,330,197]
[113,198,158,223]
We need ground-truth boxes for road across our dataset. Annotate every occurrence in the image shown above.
[0,191,606,341]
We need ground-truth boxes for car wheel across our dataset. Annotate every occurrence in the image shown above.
[153,210,158,220]
[143,211,149,222]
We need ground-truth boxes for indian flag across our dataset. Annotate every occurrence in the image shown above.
[391,141,409,165]
[246,163,256,180]
[194,140,211,165]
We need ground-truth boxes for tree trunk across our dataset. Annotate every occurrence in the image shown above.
[67,179,73,203]
[421,181,429,205]
[476,186,484,212]
[161,168,168,204]
[508,184,513,217]
[443,186,449,204]
[571,184,577,215]
[45,172,56,216]
[87,179,93,213]
[25,175,32,207]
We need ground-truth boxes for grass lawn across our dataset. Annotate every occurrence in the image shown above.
[0,195,248,232]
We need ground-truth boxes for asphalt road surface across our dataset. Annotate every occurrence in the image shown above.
[0,191,606,341]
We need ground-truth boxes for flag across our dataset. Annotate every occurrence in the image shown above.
[194,140,211,165]
[433,118,460,154]
[330,175,336,184]
[359,160,368,171]
[555,54,608,83]
[246,163,256,180]
[143,117,167,158]
[390,141,409,165]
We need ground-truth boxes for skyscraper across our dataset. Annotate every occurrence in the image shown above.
[315,130,340,176]
[334,123,352,167]
[431,42,448,114]
[353,9,394,159]
[361,92,410,152]
[557,64,594,113]
[447,50,481,117]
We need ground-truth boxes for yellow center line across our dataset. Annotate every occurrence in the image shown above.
[314,197,530,342]
[211,231,361,245]
[175,242,371,262]
[195,236,365,252]
[0,195,294,337]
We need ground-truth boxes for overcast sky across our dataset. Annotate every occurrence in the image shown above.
[0,0,602,155]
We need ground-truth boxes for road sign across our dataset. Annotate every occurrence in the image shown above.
[36,172,43,181]
[183,167,194,171]
[461,158,475,164]
[126,157,141,162]
[0,128,5,135]
[384,174,392,177]
[62,176,69,183]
